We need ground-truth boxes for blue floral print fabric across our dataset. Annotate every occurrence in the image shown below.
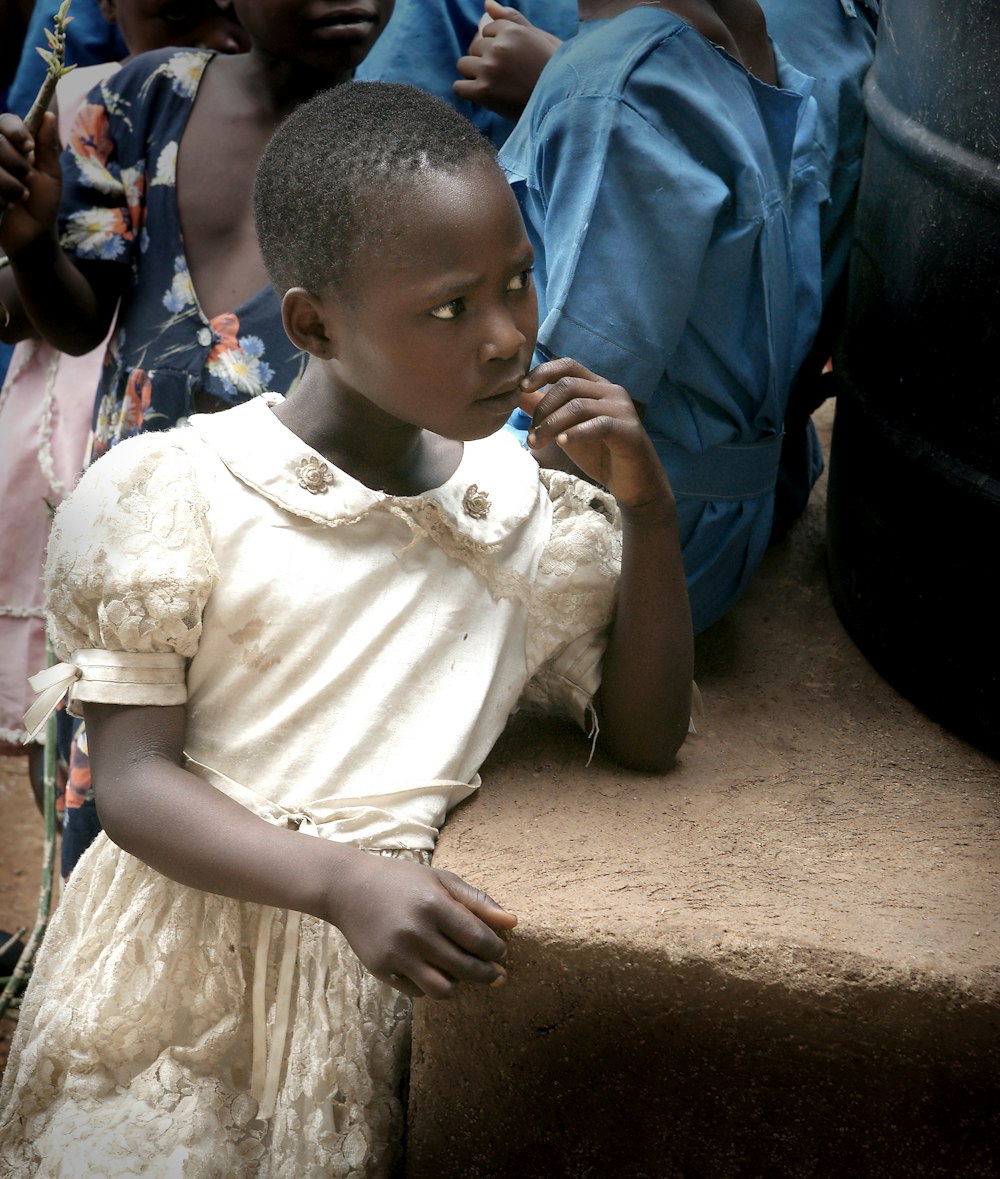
[57,48,307,462]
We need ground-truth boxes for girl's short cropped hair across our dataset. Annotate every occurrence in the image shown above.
[253,81,497,295]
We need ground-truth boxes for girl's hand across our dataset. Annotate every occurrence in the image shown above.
[328,852,517,1000]
[453,0,561,121]
[520,356,674,514]
[0,111,63,258]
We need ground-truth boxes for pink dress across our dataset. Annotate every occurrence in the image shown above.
[0,62,120,749]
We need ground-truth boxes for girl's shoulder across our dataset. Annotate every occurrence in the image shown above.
[55,60,122,142]
[75,426,208,497]
[463,431,619,538]
[97,47,214,110]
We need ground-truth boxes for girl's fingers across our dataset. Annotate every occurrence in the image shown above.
[521,355,601,393]
[32,112,61,180]
[0,131,32,203]
[392,960,499,1002]
[424,935,509,989]
[384,928,510,1001]
[521,381,629,449]
[519,358,628,441]
[518,374,598,430]
[481,1,528,31]
[438,873,517,946]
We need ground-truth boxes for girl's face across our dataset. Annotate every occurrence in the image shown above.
[317,161,538,442]
[100,0,251,54]
[230,0,394,73]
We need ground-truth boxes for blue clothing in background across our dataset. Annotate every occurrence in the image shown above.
[760,0,877,537]
[0,343,12,392]
[761,0,878,302]
[500,8,824,634]
[356,0,579,146]
[7,0,127,117]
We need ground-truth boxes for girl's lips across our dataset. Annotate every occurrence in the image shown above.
[308,8,378,37]
[477,379,524,411]
[309,18,376,39]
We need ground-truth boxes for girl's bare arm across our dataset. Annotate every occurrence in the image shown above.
[521,357,694,771]
[85,700,515,997]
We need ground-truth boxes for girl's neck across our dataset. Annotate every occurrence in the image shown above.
[273,371,464,497]
[228,48,356,119]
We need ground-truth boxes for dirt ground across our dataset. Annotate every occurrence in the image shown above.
[0,752,46,1077]
[1,403,997,1103]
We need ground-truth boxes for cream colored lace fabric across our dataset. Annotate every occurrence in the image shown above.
[0,840,423,1177]
[44,434,217,662]
[521,470,621,718]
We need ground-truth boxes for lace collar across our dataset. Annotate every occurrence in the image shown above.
[188,393,541,544]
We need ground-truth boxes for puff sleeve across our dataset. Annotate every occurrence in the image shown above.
[522,470,622,727]
[41,431,217,717]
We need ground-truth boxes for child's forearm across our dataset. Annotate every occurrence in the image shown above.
[518,357,694,769]
[85,702,358,920]
[84,700,515,997]
[594,494,693,771]
[7,233,119,354]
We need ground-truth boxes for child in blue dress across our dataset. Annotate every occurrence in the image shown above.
[0,81,692,1175]
[498,0,828,633]
[357,0,578,145]
[459,1,876,622]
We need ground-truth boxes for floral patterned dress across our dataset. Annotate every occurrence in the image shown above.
[58,47,307,464]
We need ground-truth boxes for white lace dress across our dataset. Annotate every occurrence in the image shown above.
[0,395,621,1177]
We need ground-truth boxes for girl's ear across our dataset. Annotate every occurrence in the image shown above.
[97,0,117,24]
[281,288,339,359]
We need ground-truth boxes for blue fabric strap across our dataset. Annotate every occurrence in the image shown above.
[658,433,785,501]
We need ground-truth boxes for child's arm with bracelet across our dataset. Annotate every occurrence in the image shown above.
[84,700,516,999]
[0,111,124,350]
[520,357,694,771]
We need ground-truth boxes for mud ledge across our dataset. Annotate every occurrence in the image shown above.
[405,406,1000,1177]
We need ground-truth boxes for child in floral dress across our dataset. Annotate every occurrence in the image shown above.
[0,0,249,853]
[0,82,692,1175]
[0,1,396,464]
[0,0,396,872]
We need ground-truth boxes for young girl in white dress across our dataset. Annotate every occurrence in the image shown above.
[0,82,693,1177]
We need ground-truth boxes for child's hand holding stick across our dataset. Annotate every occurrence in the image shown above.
[0,0,73,252]
[521,357,694,770]
[0,0,109,352]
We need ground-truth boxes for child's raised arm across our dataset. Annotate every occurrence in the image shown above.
[0,111,122,351]
[520,357,694,771]
[84,700,516,999]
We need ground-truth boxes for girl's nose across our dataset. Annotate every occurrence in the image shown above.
[479,306,527,364]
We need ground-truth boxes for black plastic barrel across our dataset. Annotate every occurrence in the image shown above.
[827,0,1000,753]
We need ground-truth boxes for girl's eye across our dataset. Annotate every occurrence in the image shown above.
[161,4,194,22]
[430,298,465,320]
[507,268,534,293]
